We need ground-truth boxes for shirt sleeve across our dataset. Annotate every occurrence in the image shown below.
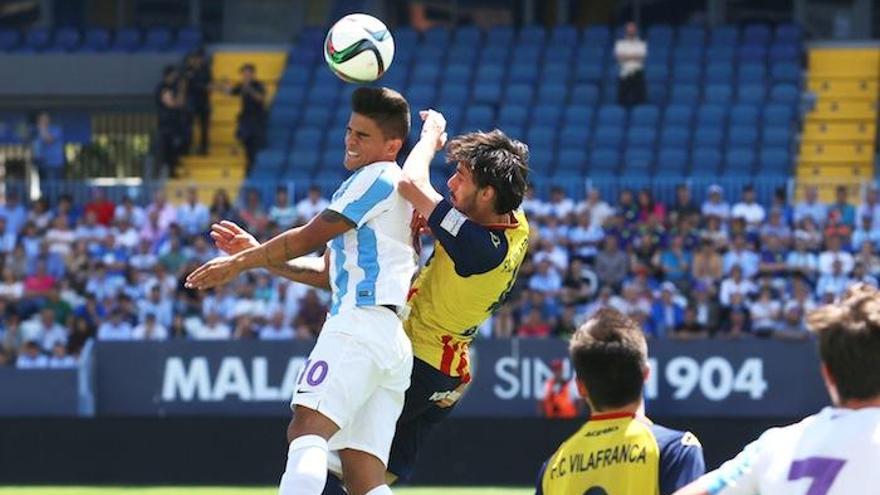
[657,430,706,495]
[699,430,773,495]
[426,199,509,277]
[327,167,395,228]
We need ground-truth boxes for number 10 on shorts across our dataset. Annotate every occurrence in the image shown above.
[298,359,330,387]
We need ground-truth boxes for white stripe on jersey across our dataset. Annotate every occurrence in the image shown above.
[326,161,416,316]
[703,407,880,495]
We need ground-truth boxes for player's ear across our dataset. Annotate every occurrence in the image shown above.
[575,378,588,400]
[819,363,840,405]
[385,136,403,157]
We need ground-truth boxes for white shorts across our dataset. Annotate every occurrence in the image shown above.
[291,306,412,466]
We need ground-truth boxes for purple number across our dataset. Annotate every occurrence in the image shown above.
[297,359,312,385]
[788,457,846,495]
[306,360,329,386]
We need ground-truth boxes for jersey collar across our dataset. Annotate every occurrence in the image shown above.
[589,411,636,422]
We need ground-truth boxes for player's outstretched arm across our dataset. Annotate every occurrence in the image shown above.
[210,220,331,290]
[672,481,710,495]
[185,211,353,290]
[399,109,447,218]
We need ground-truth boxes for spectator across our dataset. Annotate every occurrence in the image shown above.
[47,341,77,368]
[760,207,792,247]
[146,190,178,233]
[138,285,173,328]
[614,22,647,107]
[567,211,603,262]
[648,282,685,339]
[560,259,597,307]
[776,305,808,339]
[75,210,108,252]
[637,188,665,223]
[794,216,823,252]
[25,307,67,351]
[156,65,186,178]
[293,290,327,339]
[691,239,723,287]
[575,188,613,229]
[131,313,169,341]
[27,197,53,231]
[828,185,855,229]
[268,187,298,230]
[723,235,760,278]
[237,189,269,234]
[672,307,708,340]
[749,287,781,336]
[492,305,515,338]
[719,306,750,338]
[45,215,76,257]
[113,195,146,229]
[851,261,878,286]
[66,315,95,356]
[177,186,210,236]
[731,184,765,231]
[32,111,65,185]
[529,260,563,296]
[0,267,24,301]
[852,215,880,250]
[209,188,236,223]
[823,209,852,240]
[818,235,854,275]
[594,236,628,289]
[97,310,133,340]
[517,308,552,338]
[655,235,691,289]
[84,189,115,228]
[553,306,579,339]
[856,186,880,221]
[54,194,79,227]
[667,184,700,225]
[816,259,852,298]
[182,48,212,155]
[539,359,579,418]
[1,191,27,237]
[15,340,48,369]
[0,217,15,254]
[700,215,730,250]
[701,185,730,221]
[294,185,330,225]
[188,310,230,340]
[855,241,880,276]
[260,310,295,340]
[610,282,651,321]
[617,189,639,225]
[794,185,827,226]
[23,259,57,298]
[758,235,788,282]
[218,63,267,174]
[521,186,547,219]
[546,187,575,219]
[538,215,569,245]
[719,265,757,306]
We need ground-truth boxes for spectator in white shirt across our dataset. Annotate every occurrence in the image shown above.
[815,259,852,298]
[74,210,107,251]
[794,185,827,226]
[44,215,76,257]
[818,235,854,275]
[294,185,329,225]
[749,287,781,335]
[533,239,569,274]
[132,313,169,341]
[567,211,604,261]
[138,285,173,328]
[614,22,647,107]
[786,237,818,278]
[15,341,48,369]
[176,186,210,236]
[701,185,730,221]
[129,239,158,272]
[112,217,140,251]
[719,265,757,306]
[520,186,548,219]
[260,311,295,340]
[856,186,880,223]
[28,308,67,352]
[546,186,575,219]
[48,341,77,368]
[113,195,146,229]
[145,189,177,232]
[268,187,298,229]
[575,188,613,229]
[851,215,880,250]
[97,310,133,340]
[190,310,231,340]
[528,260,562,296]
[722,235,760,278]
[730,185,765,231]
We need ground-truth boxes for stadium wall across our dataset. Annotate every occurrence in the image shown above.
[0,415,797,485]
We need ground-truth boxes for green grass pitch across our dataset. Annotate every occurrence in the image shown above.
[0,488,532,495]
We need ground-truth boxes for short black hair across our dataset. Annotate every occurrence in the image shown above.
[569,308,647,411]
[446,129,530,214]
[350,86,410,141]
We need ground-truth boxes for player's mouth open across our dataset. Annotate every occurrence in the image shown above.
[346,150,360,158]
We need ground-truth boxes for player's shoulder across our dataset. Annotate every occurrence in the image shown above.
[648,422,703,453]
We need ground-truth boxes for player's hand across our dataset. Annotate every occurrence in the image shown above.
[211,220,260,255]
[419,109,447,152]
[410,212,429,236]
[185,255,242,290]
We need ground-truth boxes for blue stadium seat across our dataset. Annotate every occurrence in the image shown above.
[762,126,792,147]
[627,127,657,148]
[266,127,291,151]
[725,148,756,174]
[269,106,299,126]
[514,43,543,64]
[504,84,534,106]
[663,105,693,127]
[301,106,332,127]
[697,104,727,127]
[738,44,767,64]
[624,148,654,170]
[672,64,701,84]
[706,46,735,63]
[560,126,590,148]
[647,24,674,46]
[694,128,723,147]
[463,105,494,130]
[661,127,690,148]
[570,84,599,105]
[709,26,739,46]
[771,62,801,84]
[287,149,320,174]
[551,25,578,45]
[479,46,510,66]
[589,148,620,173]
[657,148,688,175]
[645,63,669,83]
[742,24,771,45]
[411,64,441,85]
[24,28,51,51]
[728,126,759,147]
[529,146,555,173]
[53,27,80,51]
[498,105,529,127]
[424,26,451,47]
[537,83,568,105]
[704,84,733,104]
[705,63,733,84]
[760,148,791,174]
[408,84,436,108]
[281,66,312,87]
[737,84,767,105]
[764,104,794,126]
[437,84,469,107]
[676,25,705,45]
[647,47,670,65]
[508,64,537,84]
[0,29,19,51]
[593,126,624,147]
[527,126,556,147]
[770,84,800,105]
[648,83,668,105]
[630,105,659,127]
[503,124,525,141]
[255,150,286,172]
[112,28,141,52]
[673,46,704,65]
[597,105,627,127]
[475,63,504,83]
[574,62,604,83]
[444,64,472,85]
[738,64,766,83]
[532,104,563,126]
[486,25,514,46]
[769,43,800,63]
[293,127,323,149]
[691,148,722,176]
[542,63,571,83]
[775,24,803,44]
[307,85,340,104]
[670,85,699,103]
[556,149,588,175]
[518,25,547,45]
[563,105,593,126]
[730,104,760,127]
[582,26,611,47]
[472,81,503,104]
[544,46,573,64]
[175,26,202,51]
[144,27,172,51]
[601,83,619,105]
[332,107,350,128]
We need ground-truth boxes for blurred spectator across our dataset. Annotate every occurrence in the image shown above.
[614,22,647,107]
[637,188,665,223]
[219,63,267,174]
[66,316,95,356]
[723,235,759,278]
[815,259,852,298]
[719,265,757,306]
[177,186,210,236]
[16,340,48,369]
[28,197,53,231]
[529,260,562,296]
[32,111,65,185]
[731,185,765,231]
[114,195,146,229]
[719,306,750,338]
[23,307,67,351]
[260,310,295,340]
[533,239,568,274]
[0,217,14,254]
[1,191,27,236]
[701,185,730,221]
[45,215,76,257]
[594,236,628,288]
[857,186,880,221]
[156,65,186,178]
[540,359,579,418]
[97,310,133,340]
[146,190,178,233]
[617,189,639,225]
[776,305,808,339]
[294,185,330,225]
[823,209,851,240]
[749,287,781,336]
[492,305,515,338]
[521,187,546,219]
[855,241,880,276]
[48,341,76,368]
[794,186,827,227]
[851,261,878,286]
[209,188,236,223]
[132,313,169,341]
[699,214,728,250]
[0,267,24,301]
[852,215,880,250]
[182,48,212,155]
[138,285,173,328]
[575,188,613,229]
[828,185,855,229]
[546,187,575,219]
[758,235,788,282]
[517,308,552,338]
[560,259,597,307]
[668,184,699,225]
[648,282,685,339]
[794,216,823,252]
[691,240,723,286]
[23,259,57,298]
[189,310,231,340]
[553,306,579,339]
[760,208,792,246]
[672,307,708,339]
[293,290,327,339]
[567,211,603,262]
[656,235,691,288]
[268,187,298,229]
[818,235,854,275]
[238,189,269,234]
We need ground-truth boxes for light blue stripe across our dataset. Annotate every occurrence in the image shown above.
[331,168,361,202]
[329,236,348,316]
[355,226,379,306]
[341,170,394,226]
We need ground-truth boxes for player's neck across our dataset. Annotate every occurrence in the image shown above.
[590,401,641,419]
[838,395,880,409]
[471,209,512,227]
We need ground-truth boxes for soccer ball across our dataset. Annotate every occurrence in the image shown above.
[324,13,394,83]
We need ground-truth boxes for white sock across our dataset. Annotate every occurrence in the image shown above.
[278,435,329,495]
[364,485,392,495]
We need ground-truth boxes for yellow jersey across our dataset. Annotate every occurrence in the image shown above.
[405,199,529,381]
[538,412,704,495]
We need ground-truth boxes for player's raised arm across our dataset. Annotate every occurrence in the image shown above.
[399,109,447,218]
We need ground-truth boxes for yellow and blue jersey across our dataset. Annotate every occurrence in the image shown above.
[405,199,529,381]
[536,413,705,495]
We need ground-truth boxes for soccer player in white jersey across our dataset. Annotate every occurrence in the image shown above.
[186,87,417,495]
[675,282,880,495]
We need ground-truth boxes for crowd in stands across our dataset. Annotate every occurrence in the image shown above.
[1,180,876,368]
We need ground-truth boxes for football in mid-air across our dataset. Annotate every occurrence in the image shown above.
[324,13,394,83]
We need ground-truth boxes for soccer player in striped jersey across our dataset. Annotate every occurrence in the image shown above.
[537,308,705,495]
[674,283,880,495]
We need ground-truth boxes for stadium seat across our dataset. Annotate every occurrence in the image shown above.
[624,148,654,170]
[728,126,759,147]
[762,126,792,147]
[770,84,800,105]
[293,127,323,149]
[444,64,472,85]
[660,127,690,148]
[472,81,503,104]
[527,126,556,147]
[504,84,534,106]
[537,83,568,105]
[556,149,588,175]
[657,148,688,175]
[704,84,733,104]
[560,126,590,148]
[691,148,722,176]
[528,147,555,175]
[670,85,699,103]
[144,27,172,51]
[672,64,701,84]
[705,63,733,84]
[738,44,767,64]
[269,107,299,126]
[532,104,563,126]
[570,84,599,105]
[498,105,529,127]
[775,24,803,44]
[673,47,704,65]
[725,148,756,174]
[709,26,739,46]
[630,105,660,127]
[737,84,767,105]
[485,25,514,46]
[663,105,693,127]
[743,24,771,45]
[424,26,451,47]
[542,63,571,84]
[0,29,19,51]
[760,148,791,174]
[508,64,538,84]
[597,105,627,127]
[574,62,604,83]
[514,44,543,65]
[518,25,547,45]
[589,148,620,172]
[551,25,578,45]
[764,104,794,126]
[646,63,669,83]
[676,25,706,45]
[648,84,668,105]
[706,46,735,63]
[175,27,202,51]
[730,104,760,127]
[287,149,320,174]
[53,27,81,52]
[627,127,657,148]
[24,28,51,51]
[697,104,727,128]
[582,26,611,47]
[647,25,674,46]
[255,150,286,172]
[563,105,593,127]
[307,85,340,105]
[411,64,441,85]
[694,127,723,148]
[738,64,766,84]
[112,28,141,51]
[593,126,624,148]
[769,43,800,63]
[771,62,800,84]
[301,106,332,127]
[266,128,291,151]
[408,84,436,108]
[544,46,573,64]
[463,105,494,130]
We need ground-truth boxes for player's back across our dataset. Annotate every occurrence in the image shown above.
[704,407,880,494]
[538,413,704,495]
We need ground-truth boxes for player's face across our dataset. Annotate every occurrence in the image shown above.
[344,113,398,171]
[447,162,480,215]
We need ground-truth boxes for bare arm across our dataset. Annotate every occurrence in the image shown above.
[672,480,710,495]
[399,109,447,218]
[268,250,330,290]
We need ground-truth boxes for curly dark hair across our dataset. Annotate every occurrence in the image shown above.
[445,130,530,214]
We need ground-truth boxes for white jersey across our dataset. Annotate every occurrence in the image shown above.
[326,161,416,316]
[702,407,880,495]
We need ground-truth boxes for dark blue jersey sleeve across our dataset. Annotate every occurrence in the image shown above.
[535,459,548,495]
[427,199,509,277]
[651,424,706,495]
